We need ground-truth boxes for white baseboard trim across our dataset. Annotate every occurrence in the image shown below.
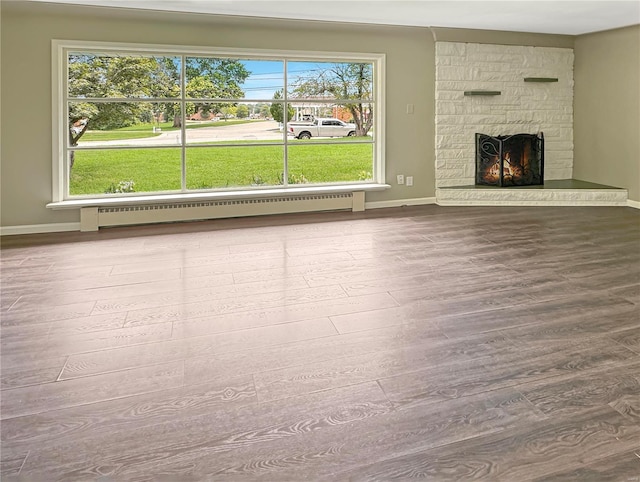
[2,198,439,236]
[1,192,633,235]
[0,222,81,236]
[365,197,437,210]
[435,200,629,207]
[0,196,634,235]
[1,198,436,235]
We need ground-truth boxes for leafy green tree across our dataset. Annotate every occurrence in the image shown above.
[259,104,272,118]
[183,58,250,127]
[68,55,169,131]
[292,62,373,136]
[219,105,237,120]
[67,54,250,167]
[270,90,294,124]
[68,54,175,168]
[236,104,249,119]
[185,76,217,123]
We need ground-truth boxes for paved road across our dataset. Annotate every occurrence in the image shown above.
[78,120,284,147]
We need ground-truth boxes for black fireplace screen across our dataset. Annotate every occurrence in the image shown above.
[476,133,544,187]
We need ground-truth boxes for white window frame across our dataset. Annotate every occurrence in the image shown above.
[50,39,387,205]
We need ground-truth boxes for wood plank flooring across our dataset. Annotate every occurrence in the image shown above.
[1,205,639,481]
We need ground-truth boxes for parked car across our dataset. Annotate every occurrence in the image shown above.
[287,118,356,139]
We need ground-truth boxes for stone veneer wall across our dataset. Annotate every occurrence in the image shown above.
[435,42,574,187]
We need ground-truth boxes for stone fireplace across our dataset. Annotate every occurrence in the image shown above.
[434,42,573,189]
[433,41,626,206]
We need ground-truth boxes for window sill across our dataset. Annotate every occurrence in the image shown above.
[47,183,390,210]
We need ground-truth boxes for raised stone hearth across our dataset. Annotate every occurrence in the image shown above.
[436,179,628,206]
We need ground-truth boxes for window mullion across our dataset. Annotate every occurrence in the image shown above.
[180,54,187,192]
[62,50,70,199]
[283,59,289,188]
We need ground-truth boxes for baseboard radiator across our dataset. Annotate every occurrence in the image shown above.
[80,191,365,231]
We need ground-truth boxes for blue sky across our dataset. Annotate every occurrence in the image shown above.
[240,60,328,100]
[240,60,284,100]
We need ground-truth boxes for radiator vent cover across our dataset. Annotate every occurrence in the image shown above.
[97,194,352,214]
[81,192,361,231]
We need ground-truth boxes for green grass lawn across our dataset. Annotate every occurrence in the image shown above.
[80,131,164,142]
[69,144,373,195]
[80,119,266,142]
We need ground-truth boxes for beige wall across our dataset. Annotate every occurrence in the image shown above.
[574,25,640,202]
[1,2,637,229]
[1,2,434,227]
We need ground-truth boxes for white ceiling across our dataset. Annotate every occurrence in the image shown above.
[21,0,640,35]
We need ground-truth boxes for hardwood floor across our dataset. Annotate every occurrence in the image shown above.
[1,205,639,481]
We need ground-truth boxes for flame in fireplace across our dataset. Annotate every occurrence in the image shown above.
[476,133,544,187]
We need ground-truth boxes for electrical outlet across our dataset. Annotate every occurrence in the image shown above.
[397,174,404,185]
[406,176,414,186]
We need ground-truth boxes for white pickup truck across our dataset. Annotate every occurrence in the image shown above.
[287,118,357,139]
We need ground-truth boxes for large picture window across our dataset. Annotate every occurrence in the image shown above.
[53,41,384,201]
